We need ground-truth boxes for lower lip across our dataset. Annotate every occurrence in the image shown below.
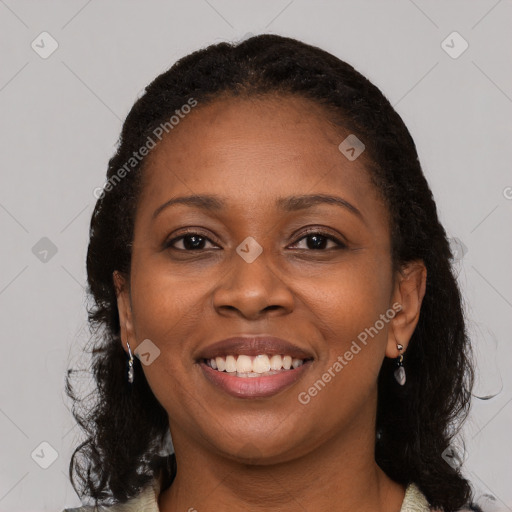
[199,360,312,398]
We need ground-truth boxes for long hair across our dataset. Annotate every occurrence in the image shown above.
[66,34,475,510]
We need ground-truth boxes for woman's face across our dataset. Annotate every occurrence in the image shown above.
[115,94,423,464]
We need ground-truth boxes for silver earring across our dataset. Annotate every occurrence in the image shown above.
[394,343,406,386]
[126,341,134,384]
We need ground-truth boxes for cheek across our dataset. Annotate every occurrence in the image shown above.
[298,250,393,400]
[128,260,210,417]
[130,255,209,337]
[305,251,392,340]
[290,256,394,447]
[128,256,214,398]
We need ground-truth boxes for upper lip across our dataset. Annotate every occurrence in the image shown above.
[196,336,314,361]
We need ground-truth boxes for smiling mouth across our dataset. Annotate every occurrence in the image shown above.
[196,336,315,398]
[203,353,313,377]
[199,353,314,398]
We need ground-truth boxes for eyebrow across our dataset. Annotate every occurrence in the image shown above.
[152,193,363,220]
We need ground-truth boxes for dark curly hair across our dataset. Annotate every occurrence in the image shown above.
[66,33,477,510]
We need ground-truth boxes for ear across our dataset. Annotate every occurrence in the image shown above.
[385,260,427,358]
[113,270,135,353]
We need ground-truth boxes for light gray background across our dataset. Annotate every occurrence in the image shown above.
[0,1,511,510]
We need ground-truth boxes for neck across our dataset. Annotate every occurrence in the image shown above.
[158,419,405,512]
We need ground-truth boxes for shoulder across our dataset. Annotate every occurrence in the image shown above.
[62,475,161,512]
[401,483,432,512]
[401,483,489,512]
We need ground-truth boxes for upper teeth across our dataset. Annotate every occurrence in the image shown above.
[208,354,304,373]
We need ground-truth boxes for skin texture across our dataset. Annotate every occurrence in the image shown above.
[114,95,427,512]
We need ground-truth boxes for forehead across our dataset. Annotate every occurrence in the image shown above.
[137,94,384,220]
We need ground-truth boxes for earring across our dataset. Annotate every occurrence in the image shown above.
[126,340,134,384]
[394,343,406,386]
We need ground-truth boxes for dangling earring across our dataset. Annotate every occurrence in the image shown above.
[394,343,406,386]
[126,340,134,384]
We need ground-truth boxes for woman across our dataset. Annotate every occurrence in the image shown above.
[64,34,482,511]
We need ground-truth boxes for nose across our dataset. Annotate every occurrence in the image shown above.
[212,248,295,320]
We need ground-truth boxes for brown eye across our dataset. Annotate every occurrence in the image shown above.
[165,233,217,251]
[290,231,346,250]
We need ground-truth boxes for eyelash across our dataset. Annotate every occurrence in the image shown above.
[164,228,347,252]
